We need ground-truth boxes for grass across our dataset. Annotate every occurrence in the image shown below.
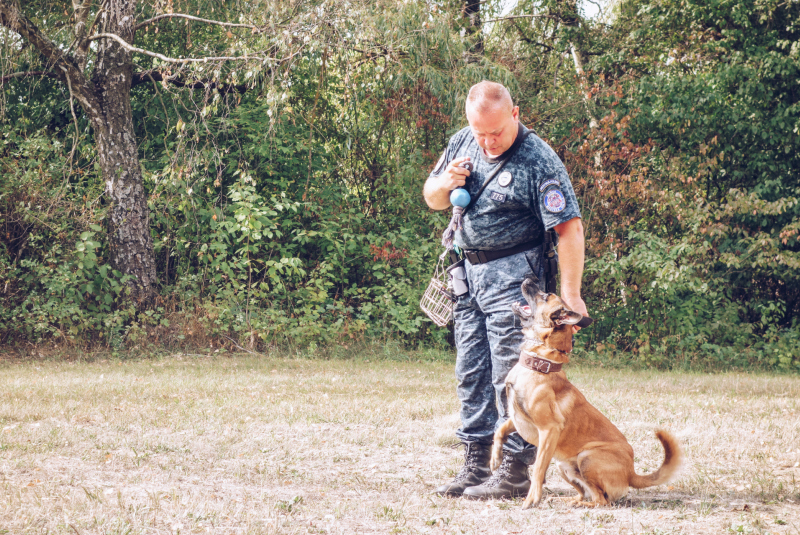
[1,348,800,534]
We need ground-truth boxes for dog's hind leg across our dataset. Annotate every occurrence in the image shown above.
[490,418,516,472]
[554,460,589,504]
[573,448,630,507]
[566,476,610,508]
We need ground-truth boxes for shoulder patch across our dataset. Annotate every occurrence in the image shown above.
[539,178,561,192]
[544,188,566,213]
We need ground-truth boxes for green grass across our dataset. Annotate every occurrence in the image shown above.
[1,349,800,534]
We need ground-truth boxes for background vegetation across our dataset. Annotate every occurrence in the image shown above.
[1,0,798,370]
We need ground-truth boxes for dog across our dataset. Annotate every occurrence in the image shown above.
[491,277,682,509]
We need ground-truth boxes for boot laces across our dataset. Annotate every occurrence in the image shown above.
[452,443,484,483]
[482,454,514,488]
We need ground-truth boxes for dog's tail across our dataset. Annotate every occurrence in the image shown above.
[629,430,683,489]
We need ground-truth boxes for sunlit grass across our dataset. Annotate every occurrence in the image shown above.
[1,350,799,534]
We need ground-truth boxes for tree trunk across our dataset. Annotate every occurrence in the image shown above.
[557,0,602,167]
[569,44,599,131]
[91,0,157,305]
[0,0,157,306]
[465,0,483,56]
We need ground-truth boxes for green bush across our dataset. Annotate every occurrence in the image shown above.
[2,0,798,371]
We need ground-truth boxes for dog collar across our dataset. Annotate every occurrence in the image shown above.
[520,355,562,374]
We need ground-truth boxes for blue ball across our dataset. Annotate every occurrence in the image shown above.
[450,188,471,208]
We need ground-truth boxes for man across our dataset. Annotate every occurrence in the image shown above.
[423,81,588,500]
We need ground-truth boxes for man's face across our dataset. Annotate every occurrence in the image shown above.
[466,104,520,157]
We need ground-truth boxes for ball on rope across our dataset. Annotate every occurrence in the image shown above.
[450,188,471,208]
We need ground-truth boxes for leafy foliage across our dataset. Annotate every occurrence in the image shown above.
[1,0,798,370]
[550,0,799,370]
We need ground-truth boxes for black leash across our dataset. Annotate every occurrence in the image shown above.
[441,128,534,250]
[463,129,534,217]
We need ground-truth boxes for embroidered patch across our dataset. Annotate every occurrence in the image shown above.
[489,191,507,203]
[544,188,566,213]
[497,171,513,187]
[539,178,561,192]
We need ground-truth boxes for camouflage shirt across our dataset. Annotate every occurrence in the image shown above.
[429,124,581,250]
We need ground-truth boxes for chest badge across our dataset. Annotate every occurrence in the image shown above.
[497,171,513,187]
[489,191,507,203]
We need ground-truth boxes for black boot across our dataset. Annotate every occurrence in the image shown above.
[434,442,492,497]
[462,452,531,500]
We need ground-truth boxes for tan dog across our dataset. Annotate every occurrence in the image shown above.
[491,277,682,509]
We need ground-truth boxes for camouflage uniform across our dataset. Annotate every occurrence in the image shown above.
[429,123,581,463]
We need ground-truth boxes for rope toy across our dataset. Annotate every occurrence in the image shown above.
[441,162,473,250]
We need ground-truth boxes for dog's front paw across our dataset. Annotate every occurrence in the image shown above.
[490,443,503,472]
[522,488,543,510]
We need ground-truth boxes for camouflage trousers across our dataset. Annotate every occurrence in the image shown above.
[452,245,545,464]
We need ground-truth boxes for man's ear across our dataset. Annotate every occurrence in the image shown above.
[552,308,583,326]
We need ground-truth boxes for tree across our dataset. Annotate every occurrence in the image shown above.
[0,0,307,306]
[1,0,158,304]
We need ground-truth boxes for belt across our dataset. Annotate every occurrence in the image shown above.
[462,237,543,265]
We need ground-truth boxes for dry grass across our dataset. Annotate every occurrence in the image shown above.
[1,350,800,534]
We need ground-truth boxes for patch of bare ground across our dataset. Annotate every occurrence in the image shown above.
[1,353,799,534]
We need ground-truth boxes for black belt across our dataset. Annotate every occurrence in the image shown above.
[462,238,543,265]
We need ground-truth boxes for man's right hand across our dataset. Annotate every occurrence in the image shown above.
[440,157,471,190]
[423,157,471,210]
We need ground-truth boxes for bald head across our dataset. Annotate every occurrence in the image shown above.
[465,81,519,157]
[466,81,514,115]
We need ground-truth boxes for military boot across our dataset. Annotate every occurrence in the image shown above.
[462,452,531,500]
[434,442,492,497]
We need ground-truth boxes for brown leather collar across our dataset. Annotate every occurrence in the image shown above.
[520,355,562,374]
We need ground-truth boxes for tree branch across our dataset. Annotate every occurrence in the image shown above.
[71,0,92,69]
[72,0,106,70]
[131,70,248,93]
[0,70,58,83]
[584,0,605,19]
[88,32,273,63]
[134,13,261,32]
[483,14,557,23]
[0,0,97,110]
[512,19,555,51]
[60,65,81,164]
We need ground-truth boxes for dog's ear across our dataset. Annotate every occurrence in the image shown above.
[551,308,584,326]
[520,276,541,307]
[512,302,536,328]
[511,301,532,319]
